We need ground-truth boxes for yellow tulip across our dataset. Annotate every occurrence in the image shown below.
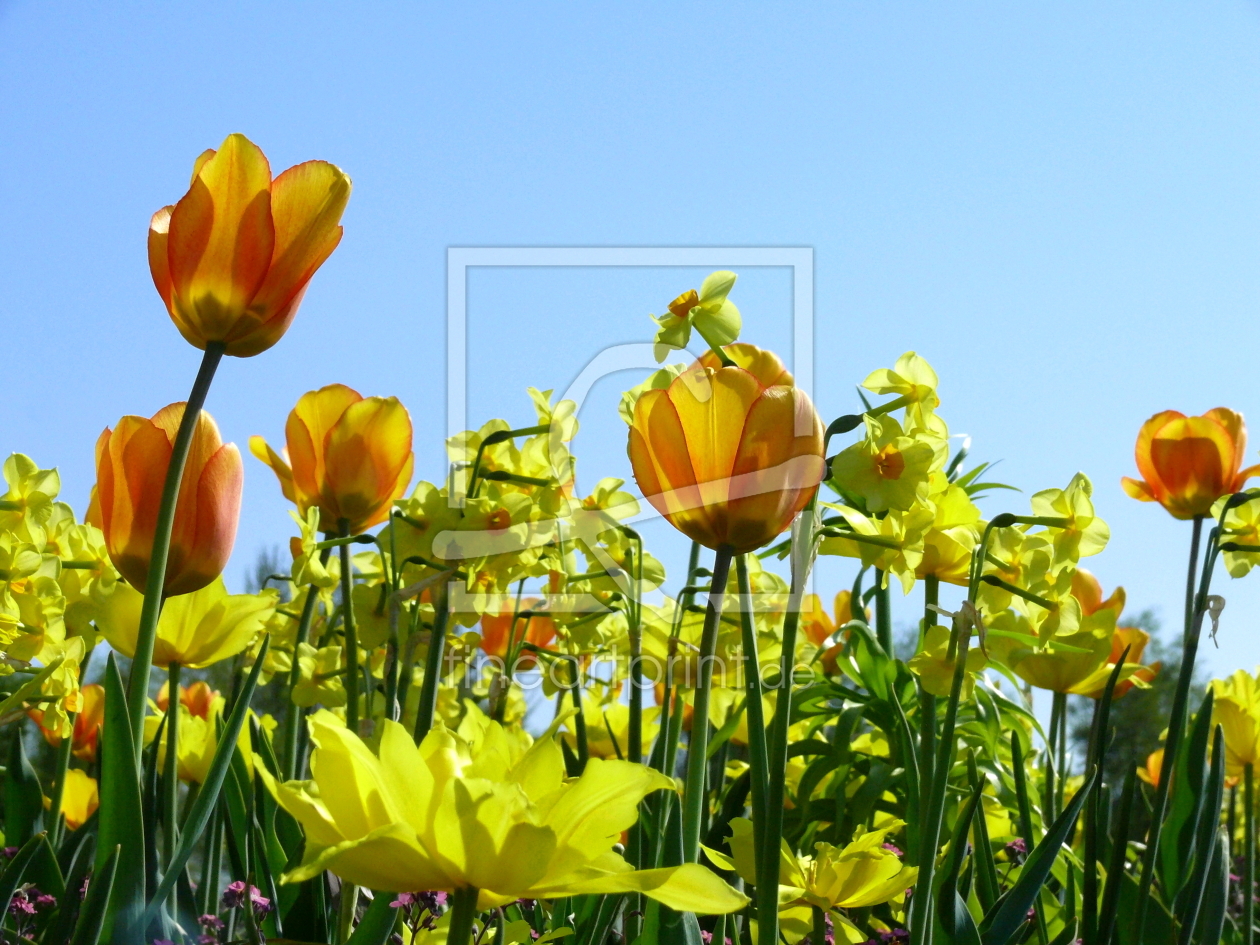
[98,576,276,669]
[259,710,747,913]
[627,344,825,554]
[148,134,351,358]
[45,768,98,831]
[251,384,414,535]
[143,694,267,783]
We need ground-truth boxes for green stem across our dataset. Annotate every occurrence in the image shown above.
[908,614,972,945]
[1135,515,1210,941]
[570,655,589,772]
[125,341,225,761]
[413,581,450,743]
[694,323,736,366]
[874,570,892,655]
[682,546,733,863]
[812,906,828,945]
[916,577,938,867]
[47,713,75,849]
[336,882,357,944]
[735,555,770,872]
[281,550,331,780]
[446,886,481,945]
[1054,691,1068,818]
[1247,763,1255,945]
[163,661,181,918]
[338,520,361,736]
[758,550,810,945]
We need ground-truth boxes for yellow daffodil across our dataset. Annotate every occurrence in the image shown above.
[1211,669,1260,779]
[650,271,742,362]
[1215,490,1260,577]
[907,624,988,697]
[259,710,748,913]
[1030,473,1109,566]
[862,351,941,433]
[99,577,276,669]
[830,416,937,513]
[717,818,916,944]
[820,505,934,593]
[292,643,348,708]
[0,454,60,536]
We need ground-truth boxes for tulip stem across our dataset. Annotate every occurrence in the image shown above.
[447,886,481,945]
[735,556,770,887]
[163,662,181,919]
[338,520,361,737]
[874,570,892,655]
[682,545,733,864]
[916,577,938,867]
[758,526,813,945]
[125,341,225,761]
[1247,763,1256,945]
[1135,513,1216,942]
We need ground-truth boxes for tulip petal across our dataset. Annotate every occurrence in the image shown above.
[248,160,351,320]
[321,395,414,532]
[248,435,297,505]
[148,206,175,311]
[103,416,174,591]
[1131,410,1185,499]
[545,862,749,914]
[284,822,450,892]
[629,388,715,543]
[287,384,363,516]
[167,134,275,343]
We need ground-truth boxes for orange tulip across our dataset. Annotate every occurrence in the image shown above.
[149,133,351,358]
[30,683,104,763]
[156,680,220,720]
[1137,748,1165,788]
[93,403,242,597]
[1121,408,1259,519]
[250,384,414,535]
[627,345,825,554]
[1071,568,1126,617]
[478,598,557,669]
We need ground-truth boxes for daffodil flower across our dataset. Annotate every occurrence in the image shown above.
[650,271,742,362]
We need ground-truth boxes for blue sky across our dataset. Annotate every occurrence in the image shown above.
[3,2,1260,678]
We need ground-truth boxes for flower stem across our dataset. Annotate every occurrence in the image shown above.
[338,520,361,737]
[735,555,770,870]
[1246,763,1255,945]
[163,661,181,917]
[1135,515,1212,941]
[336,882,357,944]
[874,570,893,655]
[682,545,733,863]
[916,577,938,866]
[758,548,810,945]
[47,714,74,849]
[281,557,329,781]
[125,341,225,761]
[446,886,481,945]
[413,581,450,744]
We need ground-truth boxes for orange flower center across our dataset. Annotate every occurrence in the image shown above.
[668,289,699,319]
[487,509,512,530]
[874,445,906,480]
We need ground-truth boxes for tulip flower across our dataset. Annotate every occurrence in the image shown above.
[1137,748,1165,788]
[1122,408,1259,519]
[44,768,98,831]
[260,710,747,915]
[29,682,104,763]
[800,591,864,647]
[93,403,242,597]
[98,577,275,669]
[251,384,414,535]
[148,133,351,358]
[155,679,220,719]
[143,695,264,784]
[627,344,824,555]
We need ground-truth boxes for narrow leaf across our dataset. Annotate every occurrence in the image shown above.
[97,653,146,939]
[71,844,119,945]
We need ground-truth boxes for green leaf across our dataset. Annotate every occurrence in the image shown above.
[1048,918,1080,945]
[97,652,146,940]
[344,889,399,944]
[6,725,43,845]
[1174,725,1226,940]
[71,843,119,945]
[979,766,1098,945]
[1192,827,1230,945]
[1160,689,1214,902]
[139,636,271,927]
[45,832,95,945]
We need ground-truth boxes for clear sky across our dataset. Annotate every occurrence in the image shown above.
[4,2,1260,679]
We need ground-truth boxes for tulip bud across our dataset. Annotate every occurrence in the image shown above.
[250,384,414,535]
[94,403,243,597]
